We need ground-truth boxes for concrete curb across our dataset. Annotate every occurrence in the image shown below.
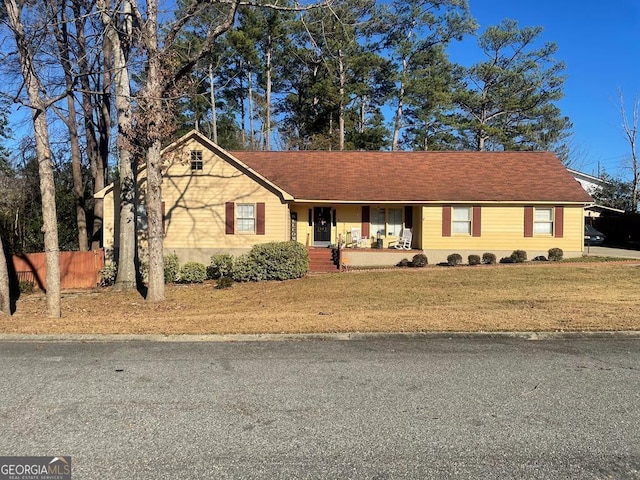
[0,331,639,343]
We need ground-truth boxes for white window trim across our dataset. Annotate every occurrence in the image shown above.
[452,206,472,235]
[190,150,203,172]
[534,207,554,236]
[236,203,256,233]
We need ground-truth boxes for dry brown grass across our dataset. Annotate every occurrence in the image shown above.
[3,262,640,335]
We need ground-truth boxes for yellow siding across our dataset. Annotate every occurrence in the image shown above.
[421,204,584,253]
[102,138,290,262]
[101,135,587,263]
[161,138,289,250]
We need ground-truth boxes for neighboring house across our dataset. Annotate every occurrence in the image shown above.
[97,130,593,266]
[568,168,607,195]
[568,168,625,219]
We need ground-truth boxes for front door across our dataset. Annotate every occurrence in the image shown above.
[313,207,332,246]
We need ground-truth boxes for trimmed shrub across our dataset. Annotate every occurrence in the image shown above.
[447,253,463,266]
[163,253,180,284]
[99,261,117,287]
[397,258,411,268]
[215,276,234,290]
[468,254,481,266]
[179,262,207,283]
[207,254,235,280]
[510,250,527,263]
[232,254,264,282]
[548,247,564,262]
[251,241,309,281]
[411,253,428,267]
[482,252,497,265]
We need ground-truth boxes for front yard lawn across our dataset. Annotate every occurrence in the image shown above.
[3,262,639,334]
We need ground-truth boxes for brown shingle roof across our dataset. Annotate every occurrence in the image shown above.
[229,150,593,204]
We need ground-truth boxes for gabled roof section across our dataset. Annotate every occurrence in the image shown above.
[229,150,594,204]
[163,130,294,201]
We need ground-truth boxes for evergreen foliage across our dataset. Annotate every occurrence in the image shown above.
[447,253,463,266]
[163,254,181,284]
[232,241,309,282]
[179,262,207,283]
[547,248,564,262]
[510,250,528,263]
[468,254,481,265]
[482,253,497,264]
[207,254,236,280]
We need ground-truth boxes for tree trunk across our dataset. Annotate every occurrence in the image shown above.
[74,0,107,251]
[0,237,10,316]
[338,51,345,151]
[51,0,88,251]
[209,64,218,144]
[99,0,137,290]
[392,59,408,151]
[248,67,255,149]
[96,36,113,247]
[265,42,272,151]
[240,73,247,147]
[5,0,61,318]
[143,0,165,302]
[65,90,89,251]
[145,139,164,302]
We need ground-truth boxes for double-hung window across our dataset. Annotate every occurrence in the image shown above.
[190,150,203,171]
[452,207,472,235]
[534,208,553,235]
[236,204,256,233]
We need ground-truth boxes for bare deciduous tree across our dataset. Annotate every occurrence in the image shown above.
[619,90,639,212]
[100,0,333,301]
[48,0,89,251]
[3,0,61,317]
[98,0,138,291]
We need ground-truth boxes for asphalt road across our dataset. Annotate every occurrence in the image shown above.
[0,336,639,479]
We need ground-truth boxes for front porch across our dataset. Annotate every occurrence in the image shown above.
[293,204,421,250]
[339,247,423,269]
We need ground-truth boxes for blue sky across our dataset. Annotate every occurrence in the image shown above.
[4,1,638,180]
[456,0,640,178]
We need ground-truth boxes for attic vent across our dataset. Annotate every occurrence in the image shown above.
[190,150,203,171]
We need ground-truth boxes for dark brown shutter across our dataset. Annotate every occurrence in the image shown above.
[308,209,313,226]
[225,202,234,235]
[554,206,564,238]
[472,206,482,237]
[332,209,337,227]
[442,205,451,237]
[361,206,370,237]
[257,203,265,235]
[524,206,534,237]
[404,206,413,230]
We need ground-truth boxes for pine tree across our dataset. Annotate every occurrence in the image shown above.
[454,19,571,154]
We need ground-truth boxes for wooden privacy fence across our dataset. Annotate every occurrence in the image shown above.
[12,249,105,290]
